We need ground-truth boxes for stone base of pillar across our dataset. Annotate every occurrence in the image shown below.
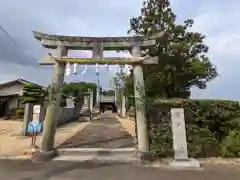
[135,151,155,162]
[169,158,201,169]
[117,108,120,115]
[120,114,126,118]
[31,149,59,163]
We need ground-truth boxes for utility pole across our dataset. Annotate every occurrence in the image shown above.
[118,65,126,117]
[96,71,100,106]
[114,83,117,103]
[115,65,123,104]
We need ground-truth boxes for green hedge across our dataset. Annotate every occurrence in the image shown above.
[129,99,240,158]
[16,108,24,119]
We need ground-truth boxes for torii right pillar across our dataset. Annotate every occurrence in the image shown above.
[131,44,150,160]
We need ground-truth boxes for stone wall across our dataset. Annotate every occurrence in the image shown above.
[55,101,84,126]
[55,107,78,126]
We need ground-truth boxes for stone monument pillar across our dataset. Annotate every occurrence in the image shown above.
[39,104,46,123]
[22,103,33,136]
[169,108,200,168]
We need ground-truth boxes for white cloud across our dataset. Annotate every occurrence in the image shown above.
[184,1,240,99]
[0,0,143,88]
[0,0,240,98]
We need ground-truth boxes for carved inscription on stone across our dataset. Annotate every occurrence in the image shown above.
[170,108,188,160]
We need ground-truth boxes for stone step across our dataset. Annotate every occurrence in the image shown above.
[58,148,136,156]
[55,148,138,162]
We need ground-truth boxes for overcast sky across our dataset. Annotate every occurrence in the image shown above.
[0,0,239,100]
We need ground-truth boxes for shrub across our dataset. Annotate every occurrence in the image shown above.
[220,129,240,157]
[16,108,24,119]
[186,124,218,157]
[130,98,240,158]
[148,108,173,157]
[22,83,47,104]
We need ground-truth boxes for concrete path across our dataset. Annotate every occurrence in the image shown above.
[1,159,240,180]
[116,116,136,137]
[59,113,136,148]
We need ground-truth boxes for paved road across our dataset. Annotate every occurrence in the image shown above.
[1,159,240,180]
[59,113,136,148]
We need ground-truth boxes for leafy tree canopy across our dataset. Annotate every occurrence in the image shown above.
[62,82,97,101]
[22,81,98,106]
[125,0,218,98]
[22,83,48,104]
[101,89,115,96]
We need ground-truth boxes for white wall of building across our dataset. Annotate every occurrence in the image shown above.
[0,84,24,95]
[0,83,24,110]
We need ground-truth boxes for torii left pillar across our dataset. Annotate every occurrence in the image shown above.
[33,45,67,161]
[92,42,103,108]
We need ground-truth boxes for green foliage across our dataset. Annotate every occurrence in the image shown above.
[148,108,173,157]
[125,0,218,98]
[62,82,97,104]
[126,96,135,111]
[23,81,97,108]
[220,129,240,157]
[112,65,129,105]
[133,99,240,158]
[123,72,134,97]
[115,90,122,106]
[22,83,48,104]
[101,89,115,96]
[60,95,67,107]
[16,108,24,118]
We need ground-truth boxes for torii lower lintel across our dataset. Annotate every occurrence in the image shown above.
[38,53,158,65]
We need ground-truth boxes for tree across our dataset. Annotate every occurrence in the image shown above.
[112,65,128,94]
[62,82,97,104]
[22,83,48,104]
[101,89,115,96]
[126,0,218,98]
[111,65,130,105]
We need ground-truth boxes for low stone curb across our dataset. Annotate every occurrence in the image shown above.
[1,153,240,168]
[199,158,240,166]
[0,155,31,160]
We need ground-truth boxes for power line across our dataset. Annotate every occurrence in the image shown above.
[0,24,37,63]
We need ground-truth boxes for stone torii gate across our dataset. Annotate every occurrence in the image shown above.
[32,31,164,161]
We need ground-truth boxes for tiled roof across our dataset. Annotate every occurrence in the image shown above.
[0,79,42,89]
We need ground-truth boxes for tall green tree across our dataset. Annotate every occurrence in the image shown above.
[112,65,128,94]
[126,0,218,98]
[22,83,48,104]
[111,65,129,104]
[101,90,115,96]
[62,82,97,104]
